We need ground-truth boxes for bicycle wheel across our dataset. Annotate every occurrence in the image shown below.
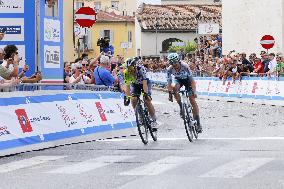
[192,120,198,139]
[135,104,148,145]
[182,103,194,142]
[143,108,157,142]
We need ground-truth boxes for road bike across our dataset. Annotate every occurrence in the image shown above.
[179,88,198,142]
[133,94,158,145]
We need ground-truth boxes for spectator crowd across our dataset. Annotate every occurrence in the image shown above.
[1,41,284,91]
[0,45,42,91]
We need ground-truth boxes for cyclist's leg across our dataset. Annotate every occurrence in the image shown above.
[185,80,202,132]
[130,84,140,109]
[172,79,183,115]
[143,80,156,120]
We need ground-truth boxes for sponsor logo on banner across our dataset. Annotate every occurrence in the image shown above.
[44,45,60,68]
[0,18,24,41]
[29,116,51,123]
[55,104,77,127]
[116,104,133,120]
[44,19,60,42]
[15,109,33,133]
[252,82,258,94]
[0,125,11,137]
[0,0,24,13]
[0,26,21,34]
[76,103,96,124]
[95,102,107,122]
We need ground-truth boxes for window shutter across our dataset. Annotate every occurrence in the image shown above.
[100,30,104,38]
[110,30,114,44]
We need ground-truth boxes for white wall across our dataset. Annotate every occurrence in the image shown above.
[141,32,196,56]
[162,0,217,5]
[222,0,284,55]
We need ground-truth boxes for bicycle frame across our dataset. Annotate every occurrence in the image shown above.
[179,88,198,141]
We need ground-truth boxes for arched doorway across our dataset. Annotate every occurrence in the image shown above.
[162,38,184,52]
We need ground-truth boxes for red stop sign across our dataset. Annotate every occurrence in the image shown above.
[75,7,97,28]
[260,35,275,50]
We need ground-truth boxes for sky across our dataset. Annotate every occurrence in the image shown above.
[137,0,161,6]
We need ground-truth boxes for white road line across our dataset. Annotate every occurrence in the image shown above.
[98,137,284,142]
[200,158,273,178]
[120,156,198,176]
[46,155,133,174]
[0,156,66,173]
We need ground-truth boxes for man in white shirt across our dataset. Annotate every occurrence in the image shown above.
[267,53,277,77]
[69,63,92,84]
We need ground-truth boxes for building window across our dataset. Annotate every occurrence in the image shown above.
[45,0,59,17]
[103,30,110,38]
[128,31,132,43]
[100,30,114,44]
[75,2,84,10]
[111,1,119,10]
[94,2,101,11]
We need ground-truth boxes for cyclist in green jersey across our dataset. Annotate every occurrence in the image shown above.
[122,57,158,129]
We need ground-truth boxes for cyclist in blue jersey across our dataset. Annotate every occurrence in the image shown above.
[167,53,202,133]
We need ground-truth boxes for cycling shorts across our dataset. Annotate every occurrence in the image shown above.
[173,78,193,96]
[131,79,152,97]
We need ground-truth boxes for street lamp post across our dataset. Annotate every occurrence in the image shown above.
[155,19,159,56]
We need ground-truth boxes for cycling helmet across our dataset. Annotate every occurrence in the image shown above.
[126,57,140,67]
[167,53,180,65]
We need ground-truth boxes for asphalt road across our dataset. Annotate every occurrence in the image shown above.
[1,91,284,189]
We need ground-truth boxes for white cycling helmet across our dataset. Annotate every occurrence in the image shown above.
[167,53,180,65]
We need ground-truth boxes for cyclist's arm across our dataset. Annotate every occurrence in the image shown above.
[125,84,131,97]
[166,67,173,91]
[184,63,197,95]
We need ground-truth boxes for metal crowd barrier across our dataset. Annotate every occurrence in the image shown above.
[0,83,118,93]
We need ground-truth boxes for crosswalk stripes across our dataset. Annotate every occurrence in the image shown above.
[0,156,66,173]
[46,155,134,174]
[120,156,199,176]
[199,158,274,178]
[0,155,276,178]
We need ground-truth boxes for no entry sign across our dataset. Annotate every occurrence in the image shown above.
[75,7,97,28]
[260,35,275,50]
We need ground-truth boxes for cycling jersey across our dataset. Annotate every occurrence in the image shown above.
[123,64,148,86]
[167,62,194,85]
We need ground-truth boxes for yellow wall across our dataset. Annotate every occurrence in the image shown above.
[64,0,76,62]
[72,0,137,59]
[75,0,137,16]
[89,21,136,58]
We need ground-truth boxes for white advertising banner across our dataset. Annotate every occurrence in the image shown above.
[0,0,24,13]
[148,72,284,100]
[0,18,25,41]
[198,23,220,35]
[44,45,60,68]
[44,19,61,42]
[0,93,135,148]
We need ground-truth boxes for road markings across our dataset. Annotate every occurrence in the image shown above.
[98,137,284,142]
[120,156,198,176]
[200,158,273,178]
[46,155,133,174]
[0,156,66,173]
